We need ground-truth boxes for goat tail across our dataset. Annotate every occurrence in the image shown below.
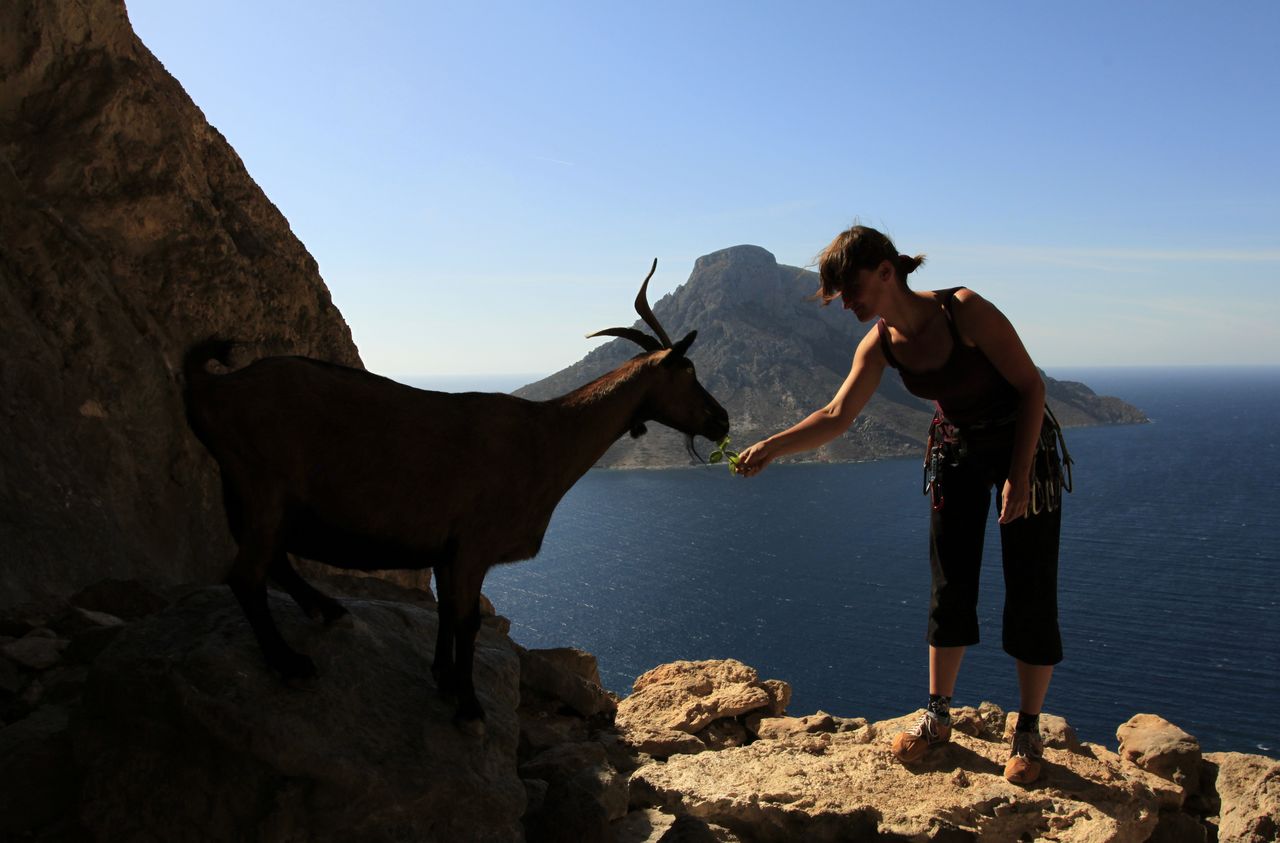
[182,338,238,386]
[182,338,240,446]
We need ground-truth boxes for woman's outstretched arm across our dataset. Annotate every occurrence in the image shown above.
[737,328,887,476]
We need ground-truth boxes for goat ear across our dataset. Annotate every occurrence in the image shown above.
[667,331,697,360]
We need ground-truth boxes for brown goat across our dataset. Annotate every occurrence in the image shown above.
[182,262,729,730]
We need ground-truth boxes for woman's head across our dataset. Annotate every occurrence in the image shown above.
[815,224,925,305]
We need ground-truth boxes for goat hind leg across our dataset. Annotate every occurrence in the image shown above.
[450,566,488,732]
[269,553,349,625]
[229,538,316,681]
[431,564,457,698]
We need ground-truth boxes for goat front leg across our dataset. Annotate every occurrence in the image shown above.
[228,536,316,682]
[269,552,349,625]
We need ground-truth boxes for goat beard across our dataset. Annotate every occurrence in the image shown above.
[626,426,703,465]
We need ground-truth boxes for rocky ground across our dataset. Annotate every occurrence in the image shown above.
[1,578,1276,842]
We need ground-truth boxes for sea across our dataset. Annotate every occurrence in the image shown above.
[428,367,1280,756]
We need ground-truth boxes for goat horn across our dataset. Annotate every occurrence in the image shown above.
[585,327,663,353]
[634,258,673,349]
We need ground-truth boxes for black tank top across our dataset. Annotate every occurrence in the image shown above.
[876,288,1020,426]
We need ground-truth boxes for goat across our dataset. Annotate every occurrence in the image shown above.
[182,260,729,730]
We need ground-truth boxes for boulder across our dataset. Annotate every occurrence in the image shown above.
[521,741,627,843]
[1117,713,1202,792]
[519,646,617,719]
[1003,710,1083,751]
[72,587,525,842]
[617,659,779,741]
[2,634,68,671]
[621,726,710,758]
[532,646,605,687]
[1203,751,1280,843]
[519,709,592,756]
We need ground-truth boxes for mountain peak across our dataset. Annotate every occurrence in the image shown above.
[692,244,778,273]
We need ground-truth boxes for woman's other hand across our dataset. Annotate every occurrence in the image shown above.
[736,441,774,478]
[999,475,1031,524]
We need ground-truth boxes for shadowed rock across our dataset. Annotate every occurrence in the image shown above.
[71,587,525,842]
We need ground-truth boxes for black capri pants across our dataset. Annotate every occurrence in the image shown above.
[926,417,1063,666]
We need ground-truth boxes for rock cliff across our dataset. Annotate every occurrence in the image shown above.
[2,579,1276,842]
[0,0,361,609]
[515,246,1148,468]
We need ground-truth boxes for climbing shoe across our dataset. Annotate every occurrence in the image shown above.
[1004,729,1045,784]
[891,710,952,763]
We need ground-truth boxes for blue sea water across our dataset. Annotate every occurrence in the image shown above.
[483,367,1280,755]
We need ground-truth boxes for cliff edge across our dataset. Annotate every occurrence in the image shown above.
[2,579,1275,842]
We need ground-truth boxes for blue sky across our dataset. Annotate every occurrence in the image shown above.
[126,1,1280,378]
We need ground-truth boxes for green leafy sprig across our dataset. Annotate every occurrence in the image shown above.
[708,436,741,474]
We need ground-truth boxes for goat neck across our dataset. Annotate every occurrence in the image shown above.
[543,353,664,483]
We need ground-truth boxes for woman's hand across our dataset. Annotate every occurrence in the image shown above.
[736,440,774,478]
[999,475,1031,524]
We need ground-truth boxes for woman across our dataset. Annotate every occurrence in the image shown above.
[737,224,1070,785]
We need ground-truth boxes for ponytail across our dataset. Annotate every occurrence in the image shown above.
[895,253,927,280]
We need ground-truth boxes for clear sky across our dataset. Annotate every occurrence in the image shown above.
[125,1,1280,378]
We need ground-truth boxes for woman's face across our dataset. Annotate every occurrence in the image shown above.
[840,264,886,322]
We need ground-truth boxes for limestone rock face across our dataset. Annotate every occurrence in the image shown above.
[72,587,525,842]
[0,0,360,609]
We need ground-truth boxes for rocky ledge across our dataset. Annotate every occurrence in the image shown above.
[1,579,1275,842]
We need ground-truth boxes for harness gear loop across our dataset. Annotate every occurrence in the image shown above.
[923,405,1073,515]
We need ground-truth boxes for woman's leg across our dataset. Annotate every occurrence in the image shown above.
[999,475,1063,784]
[930,645,966,697]
[893,454,989,764]
[1016,660,1053,714]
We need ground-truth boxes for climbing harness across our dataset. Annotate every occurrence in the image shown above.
[923,405,1073,515]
